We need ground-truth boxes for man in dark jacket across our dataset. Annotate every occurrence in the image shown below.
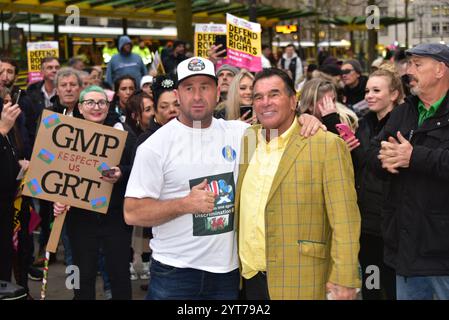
[0,58,32,157]
[26,56,60,147]
[368,43,449,300]
[341,59,368,116]
[162,40,187,75]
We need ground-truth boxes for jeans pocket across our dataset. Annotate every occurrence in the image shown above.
[150,258,178,276]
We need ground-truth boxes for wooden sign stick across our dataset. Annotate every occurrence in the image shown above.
[41,212,67,300]
[46,212,67,253]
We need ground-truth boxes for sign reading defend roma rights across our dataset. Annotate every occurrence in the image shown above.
[226,13,262,72]
[27,41,59,84]
[23,110,128,214]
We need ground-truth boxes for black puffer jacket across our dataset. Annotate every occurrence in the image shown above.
[352,111,390,236]
[368,92,449,276]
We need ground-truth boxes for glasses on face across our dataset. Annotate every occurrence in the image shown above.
[82,99,109,109]
[342,68,354,73]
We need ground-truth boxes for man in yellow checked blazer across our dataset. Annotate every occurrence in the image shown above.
[236,68,361,300]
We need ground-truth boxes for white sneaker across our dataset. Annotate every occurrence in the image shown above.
[140,262,150,280]
[104,289,112,300]
[129,263,138,281]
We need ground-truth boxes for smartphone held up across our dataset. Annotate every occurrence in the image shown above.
[335,123,355,142]
[214,35,227,58]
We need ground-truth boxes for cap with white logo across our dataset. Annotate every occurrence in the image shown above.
[177,57,217,84]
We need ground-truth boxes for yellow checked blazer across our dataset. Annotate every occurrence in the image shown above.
[236,122,361,300]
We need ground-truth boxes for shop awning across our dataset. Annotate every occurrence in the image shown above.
[0,0,318,27]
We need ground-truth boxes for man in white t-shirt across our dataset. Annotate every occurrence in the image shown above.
[124,57,323,300]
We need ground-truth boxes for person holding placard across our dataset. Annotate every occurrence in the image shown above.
[53,85,136,300]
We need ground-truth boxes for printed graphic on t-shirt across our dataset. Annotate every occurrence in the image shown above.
[189,172,235,236]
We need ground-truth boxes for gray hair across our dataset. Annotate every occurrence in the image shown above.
[54,67,83,88]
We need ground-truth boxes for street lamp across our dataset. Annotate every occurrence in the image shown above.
[417,5,424,43]
[405,0,410,48]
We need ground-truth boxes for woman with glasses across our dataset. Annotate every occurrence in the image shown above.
[53,85,136,300]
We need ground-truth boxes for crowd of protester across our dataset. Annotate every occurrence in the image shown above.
[1,34,449,301]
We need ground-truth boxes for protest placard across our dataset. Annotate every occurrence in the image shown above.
[194,24,227,58]
[27,41,59,84]
[22,110,128,214]
[226,13,262,72]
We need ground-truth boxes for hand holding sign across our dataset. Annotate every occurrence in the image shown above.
[207,44,227,65]
[53,202,70,216]
[100,166,122,184]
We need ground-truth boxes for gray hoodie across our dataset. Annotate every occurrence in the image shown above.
[105,35,147,87]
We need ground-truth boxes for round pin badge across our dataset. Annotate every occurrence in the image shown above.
[222,145,237,162]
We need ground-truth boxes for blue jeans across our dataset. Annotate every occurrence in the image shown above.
[146,258,239,300]
[396,275,449,300]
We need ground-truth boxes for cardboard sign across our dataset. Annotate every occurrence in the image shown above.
[226,13,262,72]
[194,24,227,58]
[22,110,128,214]
[27,41,59,84]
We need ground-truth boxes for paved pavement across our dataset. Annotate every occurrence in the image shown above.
[28,233,148,300]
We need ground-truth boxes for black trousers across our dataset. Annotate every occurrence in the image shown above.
[37,199,53,251]
[0,198,14,282]
[66,213,132,300]
[243,272,270,300]
[0,196,32,292]
[359,232,396,300]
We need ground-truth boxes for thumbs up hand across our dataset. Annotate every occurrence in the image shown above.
[185,179,216,214]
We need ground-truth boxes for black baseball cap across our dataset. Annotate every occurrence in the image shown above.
[318,64,351,76]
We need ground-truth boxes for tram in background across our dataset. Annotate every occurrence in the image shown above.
[0,22,177,70]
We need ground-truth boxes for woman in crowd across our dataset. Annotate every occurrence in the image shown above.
[298,78,358,135]
[0,90,32,297]
[347,67,404,300]
[135,74,180,145]
[110,75,136,122]
[125,91,154,137]
[53,85,136,300]
[215,70,256,123]
[124,90,154,281]
[140,75,153,97]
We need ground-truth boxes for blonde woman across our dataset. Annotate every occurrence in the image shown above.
[298,78,358,135]
[216,70,256,123]
[348,68,404,300]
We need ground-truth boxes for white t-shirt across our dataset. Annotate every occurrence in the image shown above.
[125,118,249,273]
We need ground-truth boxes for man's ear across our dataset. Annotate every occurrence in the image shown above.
[174,89,181,105]
[436,62,448,79]
[290,94,298,112]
